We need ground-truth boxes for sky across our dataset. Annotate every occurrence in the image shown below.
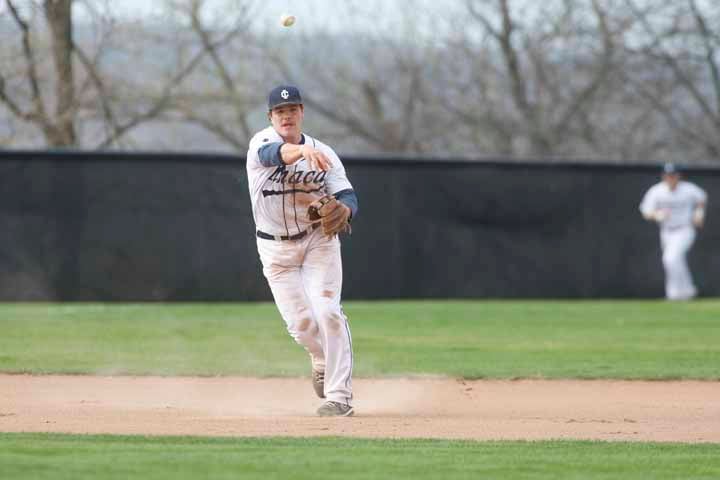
[0,0,491,43]
[75,0,461,38]
[104,0,449,20]
[113,0,348,20]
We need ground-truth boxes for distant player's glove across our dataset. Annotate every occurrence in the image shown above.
[308,195,351,236]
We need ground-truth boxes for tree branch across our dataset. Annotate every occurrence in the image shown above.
[629,76,720,158]
[176,110,246,150]
[0,74,38,121]
[73,43,121,140]
[626,0,720,129]
[188,2,253,140]
[466,0,501,39]
[5,0,49,125]
[93,27,227,149]
[688,0,720,120]
[555,0,616,134]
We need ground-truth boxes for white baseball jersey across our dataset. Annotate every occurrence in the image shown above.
[639,181,707,230]
[246,126,353,236]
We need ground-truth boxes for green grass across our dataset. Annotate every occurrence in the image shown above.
[0,301,718,379]
[0,433,718,480]
[2,304,719,477]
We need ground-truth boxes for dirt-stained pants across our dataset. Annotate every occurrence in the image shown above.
[257,228,353,405]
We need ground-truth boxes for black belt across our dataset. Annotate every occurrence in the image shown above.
[257,223,320,241]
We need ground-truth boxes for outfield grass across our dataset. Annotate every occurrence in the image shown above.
[0,433,718,480]
[0,301,718,379]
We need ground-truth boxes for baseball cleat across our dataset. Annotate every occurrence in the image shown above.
[316,401,354,417]
[312,369,325,398]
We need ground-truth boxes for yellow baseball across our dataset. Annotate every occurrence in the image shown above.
[280,14,296,27]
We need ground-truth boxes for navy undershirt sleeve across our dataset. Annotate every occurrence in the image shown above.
[258,142,284,167]
[334,189,359,220]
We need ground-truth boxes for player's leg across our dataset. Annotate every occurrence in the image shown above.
[256,238,325,371]
[674,229,697,298]
[301,232,353,407]
[661,229,697,300]
[660,230,677,299]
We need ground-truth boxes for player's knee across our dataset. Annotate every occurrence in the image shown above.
[663,251,682,267]
[310,301,345,333]
[297,317,313,332]
[287,321,318,346]
[327,313,344,334]
[316,310,344,336]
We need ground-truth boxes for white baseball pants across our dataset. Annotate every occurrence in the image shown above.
[660,226,697,300]
[256,228,353,405]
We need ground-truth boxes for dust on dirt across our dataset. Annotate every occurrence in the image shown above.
[1,375,718,442]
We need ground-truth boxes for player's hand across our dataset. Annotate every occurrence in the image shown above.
[653,209,670,223]
[693,208,705,228]
[301,145,331,172]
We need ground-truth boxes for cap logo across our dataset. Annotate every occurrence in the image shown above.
[281,89,290,100]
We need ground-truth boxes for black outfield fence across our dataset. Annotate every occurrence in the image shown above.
[1,150,718,300]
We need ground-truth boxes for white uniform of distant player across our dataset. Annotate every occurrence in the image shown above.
[639,165,707,300]
[246,85,357,416]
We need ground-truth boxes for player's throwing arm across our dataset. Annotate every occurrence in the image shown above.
[278,143,332,172]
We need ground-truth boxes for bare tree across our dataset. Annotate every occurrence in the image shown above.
[433,0,635,158]
[148,0,262,151]
[0,0,231,148]
[0,0,75,146]
[152,0,443,154]
[258,1,452,154]
[1,0,718,163]
[623,0,720,162]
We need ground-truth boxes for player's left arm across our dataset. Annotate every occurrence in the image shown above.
[691,184,707,228]
[334,189,359,221]
[692,185,708,228]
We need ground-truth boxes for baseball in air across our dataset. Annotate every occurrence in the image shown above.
[280,14,296,27]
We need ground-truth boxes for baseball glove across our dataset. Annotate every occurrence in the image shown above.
[308,195,351,236]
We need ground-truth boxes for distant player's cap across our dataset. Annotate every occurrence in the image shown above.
[268,85,302,110]
[662,163,681,175]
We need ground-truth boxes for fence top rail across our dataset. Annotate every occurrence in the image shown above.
[2,149,719,172]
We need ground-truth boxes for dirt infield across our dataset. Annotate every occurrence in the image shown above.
[1,375,718,443]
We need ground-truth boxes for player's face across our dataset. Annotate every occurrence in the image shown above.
[663,173,680,190]
[269,104,304,143]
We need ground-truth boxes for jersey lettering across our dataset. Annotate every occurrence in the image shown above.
[268,166,289,183]
[267,165,327,186]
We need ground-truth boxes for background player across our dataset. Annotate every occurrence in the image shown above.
[246,85,358,417]
[639,163,707,300]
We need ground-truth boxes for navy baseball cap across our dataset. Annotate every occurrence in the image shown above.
[662,162,681,175]
[268,85,302,110]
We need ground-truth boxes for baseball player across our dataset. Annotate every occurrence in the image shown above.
[639,163,707,300]
[246,85,358,417]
